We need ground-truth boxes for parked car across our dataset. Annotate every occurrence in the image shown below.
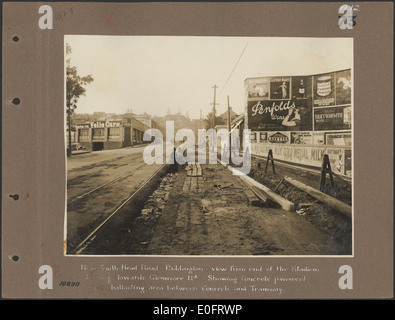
[71,143,87,151]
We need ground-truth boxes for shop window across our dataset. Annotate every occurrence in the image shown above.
[79,129,89,142]
[93,128,105,140]
[133,128,137,142]
[108,127,120,139]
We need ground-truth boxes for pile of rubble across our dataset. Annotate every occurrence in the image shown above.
[123,172,177,254]
[140,174,174,217]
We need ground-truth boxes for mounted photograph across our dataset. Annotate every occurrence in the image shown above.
[64,36,353,256]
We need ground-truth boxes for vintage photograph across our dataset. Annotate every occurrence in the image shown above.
[64,36,353,256]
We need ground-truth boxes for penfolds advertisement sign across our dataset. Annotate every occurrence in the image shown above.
[248,99,312,131]
[250,100,296,119]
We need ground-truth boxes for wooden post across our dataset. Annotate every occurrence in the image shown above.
[284,176,351,218]
[273,178,284,192]
[211,84,218,128]
[227,95,231,160]
[231,167,294,211]
[265,149,275,174]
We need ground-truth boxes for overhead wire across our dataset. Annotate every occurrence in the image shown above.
[218,42,249,98]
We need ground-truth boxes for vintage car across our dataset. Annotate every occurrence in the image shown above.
[71,143,87,151]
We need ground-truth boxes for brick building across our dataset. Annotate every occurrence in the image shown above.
[69,114,151,151]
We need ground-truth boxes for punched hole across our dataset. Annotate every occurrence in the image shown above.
[9,194,19,201]
[12,36,19,42]
[12,255,19,261]
[12,98,20,105]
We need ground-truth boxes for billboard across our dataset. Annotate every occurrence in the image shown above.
[246,69,352,132]
[248,98,313,131]
[335,69,352,105]
[246,77,269,99]
[314,105,351,131]
[269,77,291,99]
[246,69,352,176]
[313,72,336,107]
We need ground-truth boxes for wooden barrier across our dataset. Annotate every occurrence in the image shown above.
[284,176,352,218]
[265,149,275,174]
[320,154,334,192]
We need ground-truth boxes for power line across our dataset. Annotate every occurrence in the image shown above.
[218,42,248,97]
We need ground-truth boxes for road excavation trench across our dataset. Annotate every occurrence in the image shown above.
[81,160,352,256]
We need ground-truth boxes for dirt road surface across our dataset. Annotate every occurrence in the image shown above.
[67,147,352,256]
[143,162,351,256]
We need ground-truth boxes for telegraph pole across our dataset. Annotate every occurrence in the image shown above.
[67,100,72,157]
[210,84,219,128]
[67,97,77,157]
[227,95,231,156]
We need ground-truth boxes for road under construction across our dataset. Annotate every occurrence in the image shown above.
[65,143,352,256]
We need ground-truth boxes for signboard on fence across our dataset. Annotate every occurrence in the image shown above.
[250,143,352,176]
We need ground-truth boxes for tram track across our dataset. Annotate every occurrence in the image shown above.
[68,163,172,255]
[66,145,177,255]
[67,161,148,206]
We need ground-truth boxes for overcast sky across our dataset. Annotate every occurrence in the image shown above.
[65,36,353,119]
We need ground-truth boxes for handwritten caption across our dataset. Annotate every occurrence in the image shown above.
[80,263,320,296]
[55,7,74,23]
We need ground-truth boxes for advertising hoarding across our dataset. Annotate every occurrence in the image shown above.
[251,143,351,176]
[248,98,313,131]
[290,131,313,144]
[247,77,269,99]
[325,132,352,146]
[246,69,352,133]
[314,105,351,131]
[313,72,336,107]
[246,69,352,176]
[269,77,291,100]
[335,69,352,105]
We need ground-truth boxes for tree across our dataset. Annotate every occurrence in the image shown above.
[204,111,225,130]
[66,43,94,156]
[66,43,94,111]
